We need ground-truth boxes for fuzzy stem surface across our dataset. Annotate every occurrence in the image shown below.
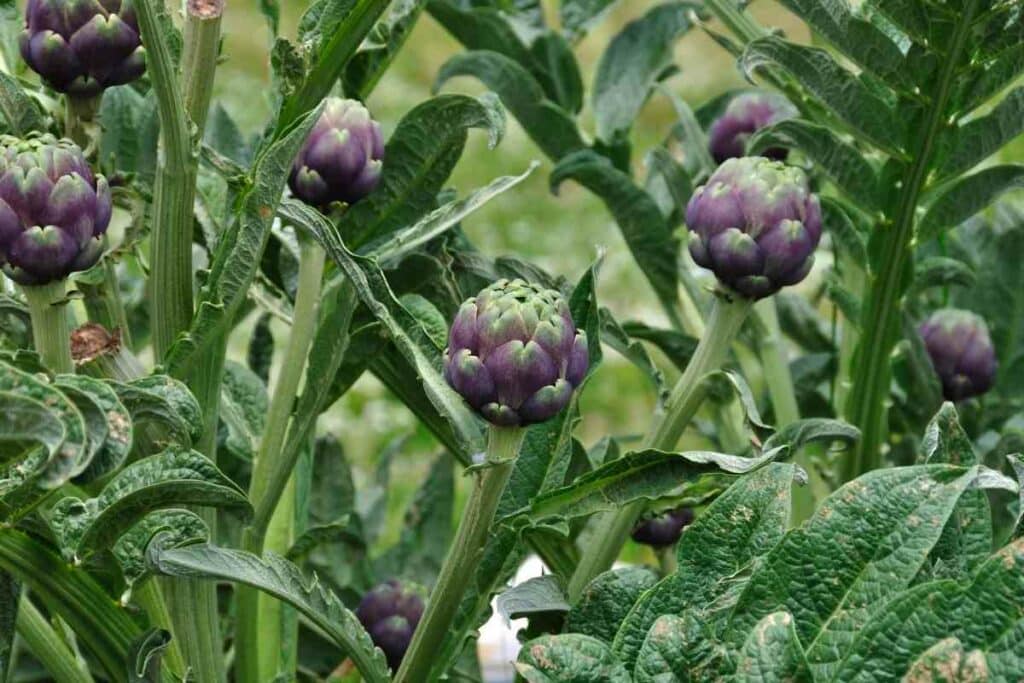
[22,281,74,375]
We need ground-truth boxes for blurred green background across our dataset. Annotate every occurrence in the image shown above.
[213,1,808,550]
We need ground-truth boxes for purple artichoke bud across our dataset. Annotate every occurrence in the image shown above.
[685,157,821,300]
[631,507,694,548]
[0,134,111,285]
[21,0,145,98]
[289,97,384,209]
[708,92,798,163]
[919,309,997,402]
[443,279,589,428]
[355,580,425,671]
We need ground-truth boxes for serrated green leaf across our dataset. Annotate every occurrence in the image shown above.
[108,378,196,452]
[147,541,390,682]
[516,633,631,682]
[835,538,1024,681]
[733,611,810,682]
[114,509,209,589]
[939,87,1024,178]
[551,149,680,321]
[957,43,1024,113]
[741,36,905,155]
[0,71,44,136]
[510,447,784,529]
[565,567,658,643]
[919,165,1024,243]
[762,418,859,455]
[750,119,880,209]
[592,2,696,144]
[612,464,796,670]
[497,574,570,624]
[434,51,583,161]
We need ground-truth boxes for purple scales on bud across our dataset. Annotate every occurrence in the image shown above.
[289,97,384,209]
[631,507,694,548]
[685,156,821,300]
[21,0,145,98]
[444,279,589,427]
[0,134,111,285]
[919,309,997,402]
[708,92,798,163]
[355,580,426,671]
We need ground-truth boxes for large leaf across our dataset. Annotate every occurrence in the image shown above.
[505,447,784,526]
[612,463,796,669]
[633,613,720,682]
[147,541,390,682]
[835,538,1024,681]
[516,634,630,682]
[938,87,1024,178]
[165,105,324,374]
[0,391,66,467]
[0,71,45,136]
[343,0,427,99]
[918,165,1024,243]
[54,374,133,483]
[741,36,905,155]
[560,0,619,40]
[551,149,679,322]
[733,611,811,682]
[564,567,658,643]
[435,51,583,161]
[726,464,1016,680]
[592,2,696,144]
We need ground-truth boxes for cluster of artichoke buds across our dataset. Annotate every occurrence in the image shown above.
[0,134,111,285]
[631,507,694,548]
[444,279,589,427]
[685,156,821,300]
[290,97,385,209]
[707,92,798,163]
[355,580,426,671]
[21,0,145,99]
[919,309,997,402]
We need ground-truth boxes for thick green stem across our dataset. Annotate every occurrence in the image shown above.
[63,96,99,153]
[79,261,132,348]
[16,596,93,683]
[568,294,753,600]
[395,427,526,683]
[22,281,74,375]
[702,0,767,43]
[237,239,326,683]
[182,0,224,135]
[843,0,978,482]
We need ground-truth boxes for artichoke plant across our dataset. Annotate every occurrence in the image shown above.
[21,0,145,98]
[685,156,822,300]
[289,97,385,209]
[0,134,111,285]
[708,92,797,163]
[631,507,694,548]
[443,279,589,427]
[355,580,426,671]
[919,309,997,401]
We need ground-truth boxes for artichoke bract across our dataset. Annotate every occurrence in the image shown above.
[631,507,694,548]
[289,97,384,209]
[444,279,588,427]
[685,156,821,300]
[355,580,425,671]
[21,0,145,98]
[919,309,997,401]
[708,92,797,163]
[0,135,111,285]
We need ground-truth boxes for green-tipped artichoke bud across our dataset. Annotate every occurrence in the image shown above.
[444,279,589,427]
[289,97,384,209]
[685,157,821,300]
[919,309,997,402]
[708,92,797,163]
[0,134,111,285]
[21,0,145,98]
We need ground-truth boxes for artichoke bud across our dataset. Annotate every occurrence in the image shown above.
[919,309,997,402]
[444,279,589,427]
[685,156,821,300]
[21,0,145,98]
[708,92,797,163]
[289,97,384,209]
[0,134,111,285]
[631,507,694,548]
[355,580,426,671]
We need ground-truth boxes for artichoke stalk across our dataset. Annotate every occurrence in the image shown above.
[396,280,588,683]
[919,309,997,402]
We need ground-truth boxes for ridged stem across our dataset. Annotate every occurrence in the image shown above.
[237,239,326,683]
[182,0,224,135]
[395,426,526,683]
[21,281,74,375]
[843,0,978,482]
[16,596,93,683]
[567,294,753,600]
[79,261,132,348]
[130,579,186,678]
